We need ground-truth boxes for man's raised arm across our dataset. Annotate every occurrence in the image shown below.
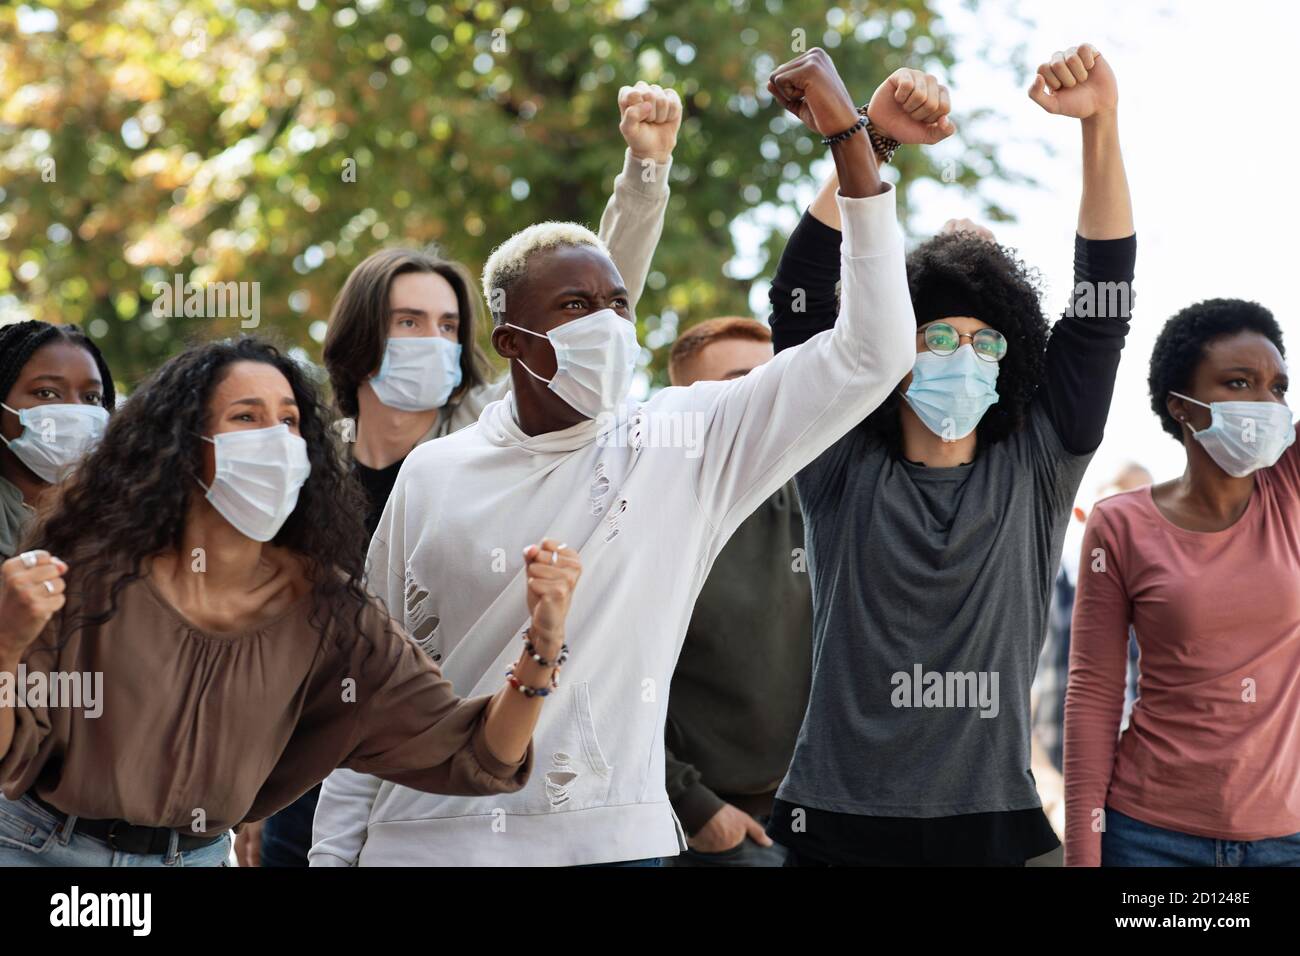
[769,67,955,353]
[656,50,916,538]
[596,81,680,310]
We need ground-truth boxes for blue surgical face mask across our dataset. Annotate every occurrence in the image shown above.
[1170,391,1295,478]
[902,345,1000,442]
[369,336,463,412]
[1,401,109,483]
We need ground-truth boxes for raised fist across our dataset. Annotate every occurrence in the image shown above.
[941,218,996,243]
[867,68,957,146]
[767,48,859,139]
[1028,43,1117,120]
[522,539,581,651]
[618,82,682,165]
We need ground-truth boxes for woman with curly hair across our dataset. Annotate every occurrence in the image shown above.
[0,321,116,560]
[0,336,580,867]
[1065,300,1297,867]
[761,43,1136,865]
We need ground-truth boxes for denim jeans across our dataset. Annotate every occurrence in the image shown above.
[670,813,789,867]
[0,792,232,867]
[1102,806,1300,867]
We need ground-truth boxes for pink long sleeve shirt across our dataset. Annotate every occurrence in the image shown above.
[1064,428,1300,866]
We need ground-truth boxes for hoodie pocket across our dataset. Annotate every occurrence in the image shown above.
[572,681,613,777]
[542,681,614,812]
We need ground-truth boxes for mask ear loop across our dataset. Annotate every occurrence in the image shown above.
[194,433,217,493]
[0,403,24,446]
[503,324,556,385]
[1168,391,1211,433]
[0,402,33,452]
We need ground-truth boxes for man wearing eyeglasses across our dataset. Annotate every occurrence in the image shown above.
[763,43,1136,866]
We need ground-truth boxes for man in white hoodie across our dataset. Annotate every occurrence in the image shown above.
[311,49,930,866]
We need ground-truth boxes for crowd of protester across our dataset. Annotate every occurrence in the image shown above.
[0,42,1295,868]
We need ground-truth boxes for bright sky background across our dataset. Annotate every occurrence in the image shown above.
[739,0,1300,508]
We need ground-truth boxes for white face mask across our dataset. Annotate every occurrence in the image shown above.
[198,424,312,542]
[1171,391,1296,478]
[504,309,639,419]
[1,401,109,484]
[369,336,463,412]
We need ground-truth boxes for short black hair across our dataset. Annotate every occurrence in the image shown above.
[862,232,1049,449]
[1148,298,1287,441]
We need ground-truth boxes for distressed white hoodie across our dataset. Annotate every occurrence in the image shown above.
[310,186,916,866]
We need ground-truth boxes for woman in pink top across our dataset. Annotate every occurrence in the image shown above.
[1065,298,1299,867]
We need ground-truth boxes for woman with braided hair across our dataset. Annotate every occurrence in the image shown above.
[0,321,116,560]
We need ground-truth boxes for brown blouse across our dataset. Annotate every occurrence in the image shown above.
[0,571,531,833]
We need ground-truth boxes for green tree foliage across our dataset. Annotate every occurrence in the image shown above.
[0,0,1016,391]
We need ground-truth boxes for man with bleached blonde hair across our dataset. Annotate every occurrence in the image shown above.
[312,52,919,866]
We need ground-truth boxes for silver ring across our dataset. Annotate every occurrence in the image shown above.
[551,550,558,565]
[20,551,38,569]
[43,580,55,594]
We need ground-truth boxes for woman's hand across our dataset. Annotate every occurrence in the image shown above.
[0,550,67,659]
[522,540,581,653]
[867,68,957,145]
[1029,43,1117,120]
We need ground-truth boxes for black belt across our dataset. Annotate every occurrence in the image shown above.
[32,794,225,856]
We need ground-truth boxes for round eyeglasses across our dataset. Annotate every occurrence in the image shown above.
[920,322,1007,363]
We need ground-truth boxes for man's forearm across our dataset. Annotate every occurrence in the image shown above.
[597,149,670,310]
[665,745,724,834]
[830,130,883,199]
[1078,111,1133,239]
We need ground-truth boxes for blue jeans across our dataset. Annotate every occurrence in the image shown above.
[1102,806,1300,867]
[0,792,232,867]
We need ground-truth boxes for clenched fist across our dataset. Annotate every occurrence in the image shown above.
[0,550,67,658]
[767,48,860,139]
[941,218,996,243]
[522,539,580,652]
[868,68,957,146]
[618,82,682,165]
[1029,43,1117,120]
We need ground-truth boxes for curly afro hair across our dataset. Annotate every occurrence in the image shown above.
[1148,298,1287,441]
[861,232,1050,450]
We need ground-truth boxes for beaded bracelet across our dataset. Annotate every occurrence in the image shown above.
[820,116,866,148]
[521,628,569,668]
[506,663,560,698]
[858,106,900,164]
